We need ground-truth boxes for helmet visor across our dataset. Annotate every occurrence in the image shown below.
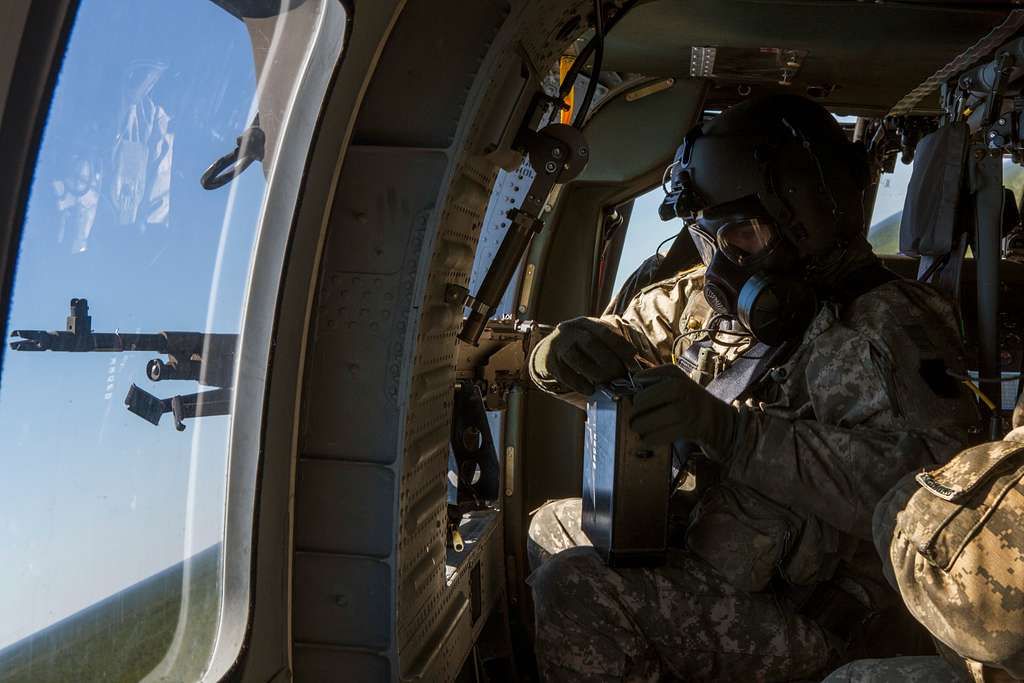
[717,217,778,265]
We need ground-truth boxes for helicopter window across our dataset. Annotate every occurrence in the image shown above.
[0,1,342,680]
[867,161,915,255]
[868,158,1024,257]
[610,187,686,296]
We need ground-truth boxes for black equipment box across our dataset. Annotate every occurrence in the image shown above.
[582,385,671,567]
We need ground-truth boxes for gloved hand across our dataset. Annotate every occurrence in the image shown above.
[529,316,640,395]
[629,364,738,457]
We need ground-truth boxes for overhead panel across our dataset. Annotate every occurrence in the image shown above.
[600,0,1014,114]
[577,77,706,183]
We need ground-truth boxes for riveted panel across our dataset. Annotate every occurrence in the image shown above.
[295,460,395,557]
[394,170,486,656]
[294,0,597,678]
[324,148,447,274]
[304,147,445,460]
[293,553,390,649]
[353,0,513,148]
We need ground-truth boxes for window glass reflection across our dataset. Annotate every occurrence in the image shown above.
[0,1,331,680]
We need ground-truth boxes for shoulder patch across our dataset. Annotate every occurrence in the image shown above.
[915,440,1024,502]
[915,472,958,501]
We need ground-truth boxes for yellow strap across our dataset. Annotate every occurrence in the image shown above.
[962,378,997,412]
[560,56,575,124]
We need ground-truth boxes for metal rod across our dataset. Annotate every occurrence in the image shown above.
[973,146,1004,439]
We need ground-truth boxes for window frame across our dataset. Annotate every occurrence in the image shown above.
[0,0,79,383]
[202,2,351,680]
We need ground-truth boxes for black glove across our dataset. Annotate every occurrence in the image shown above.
[530,316,639,395]
[629,364,737,457]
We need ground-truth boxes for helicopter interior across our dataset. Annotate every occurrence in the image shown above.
[3,0,1024,681]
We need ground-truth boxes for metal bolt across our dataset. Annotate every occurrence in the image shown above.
[551,147,563,159]
[578,147,589,157]
[990,130,998,138]
[544,161,558,173]
[999,118,1007,126]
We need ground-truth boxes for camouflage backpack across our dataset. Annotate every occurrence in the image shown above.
[874,433,1024,680]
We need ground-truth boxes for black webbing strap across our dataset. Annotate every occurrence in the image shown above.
[678,340,791,403]
[706,342,791,403]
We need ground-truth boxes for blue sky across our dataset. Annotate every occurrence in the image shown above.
[0,0,268,648]
[613,189,684,294]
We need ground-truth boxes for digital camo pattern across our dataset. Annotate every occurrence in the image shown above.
[527,268,979,680]
[723,277,977,541]
[821,656,964,682]
[875,440,1024,679]
[531,271,977,539]
[528,545,831,683]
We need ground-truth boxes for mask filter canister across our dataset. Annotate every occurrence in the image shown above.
[736,273,816,346]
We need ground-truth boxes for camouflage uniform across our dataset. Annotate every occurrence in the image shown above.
[824,428,1024,683]
[822,656,963,682]
[527,267,979,682]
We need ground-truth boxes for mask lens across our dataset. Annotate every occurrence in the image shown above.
[718,218,776,264]
[687,224,717,266]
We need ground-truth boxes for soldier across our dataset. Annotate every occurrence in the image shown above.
[823,408,1024,683]
[525,95,980,682]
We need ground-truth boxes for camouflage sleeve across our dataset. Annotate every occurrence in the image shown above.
[529,268,705,403]
[723,281,978,540]
[727,413,966,540]
[600,267,705,366]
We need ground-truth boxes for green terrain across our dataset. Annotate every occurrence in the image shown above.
[0,545,220,683]
[868,163,1024,255]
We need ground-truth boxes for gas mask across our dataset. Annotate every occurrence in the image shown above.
[688,196,817,346]
[657,96,875,344]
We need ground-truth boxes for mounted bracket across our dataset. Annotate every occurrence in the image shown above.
[456,123,588,345]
